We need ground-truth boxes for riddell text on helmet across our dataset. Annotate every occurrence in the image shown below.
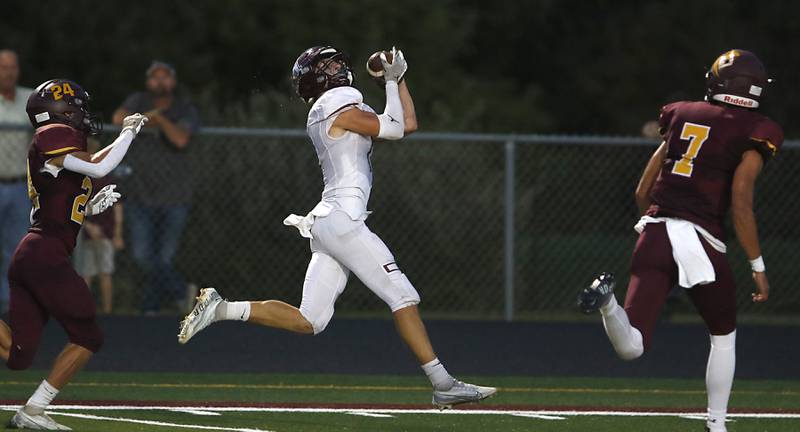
[723,95,755,107]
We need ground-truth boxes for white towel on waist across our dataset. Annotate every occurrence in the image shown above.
[283,201,335,239]
[635,216,723,289]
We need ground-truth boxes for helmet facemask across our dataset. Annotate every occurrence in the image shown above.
[292,47,354,104]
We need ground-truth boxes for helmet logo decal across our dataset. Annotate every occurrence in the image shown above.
[712,50,740,76]
[34,112,51,123]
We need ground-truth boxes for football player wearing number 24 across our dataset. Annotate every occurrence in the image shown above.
[578,50,783,432]
[179,46,497,409]
[0,79,147,430]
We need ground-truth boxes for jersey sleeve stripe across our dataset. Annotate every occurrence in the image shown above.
[43,146,80,156]
[750,137,777,155]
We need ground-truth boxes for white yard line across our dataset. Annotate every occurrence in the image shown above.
[346,411,395,418]
[2,404,799,419]
[511,413,567,420]
[44,411,272,432]
[170,408,222,416]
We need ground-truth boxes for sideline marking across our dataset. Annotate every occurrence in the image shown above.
[512,413,567,420]
[347,411,395,418]
[36,411,272,432]
[2,405,799,419]
[2,380,797,396]
[170,408,222,416]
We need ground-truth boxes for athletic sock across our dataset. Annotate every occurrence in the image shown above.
[421,358,455,391]
[24,380,58,415]
[214,301,251,322]
[706,330,736,430]
[599,296,644,360]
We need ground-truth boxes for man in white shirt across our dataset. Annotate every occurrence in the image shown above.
[0,50,33,314]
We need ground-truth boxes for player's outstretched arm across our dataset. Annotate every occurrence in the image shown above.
[732,149,769,302]
[399,80,418,134]
[332,81,405,140]
[48,114,147,178]
[332,47,410,140]
[635,142,666,215]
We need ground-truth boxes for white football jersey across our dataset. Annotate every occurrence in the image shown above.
[306,86,375,219]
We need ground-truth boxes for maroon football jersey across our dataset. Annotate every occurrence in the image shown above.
[647,101,784,240]
[27,124,91,253]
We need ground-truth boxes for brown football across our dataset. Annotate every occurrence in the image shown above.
[366,50,393,77]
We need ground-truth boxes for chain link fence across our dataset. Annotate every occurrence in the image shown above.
[2,125,798,319]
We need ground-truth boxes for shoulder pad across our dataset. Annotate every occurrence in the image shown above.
[312,86,363,119]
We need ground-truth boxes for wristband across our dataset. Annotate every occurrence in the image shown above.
[750,256,765,273]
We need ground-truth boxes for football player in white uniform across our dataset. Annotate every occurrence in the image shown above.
[178,46,496,408]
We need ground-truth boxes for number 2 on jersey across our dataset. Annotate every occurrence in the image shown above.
[672,122,711,177]
[70,176,93,225]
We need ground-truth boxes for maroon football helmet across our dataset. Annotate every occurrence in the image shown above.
[292,46,354,103]
[705,49,770,109]
[26,79,102,135]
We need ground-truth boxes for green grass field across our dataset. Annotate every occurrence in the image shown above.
[1,371,799,431]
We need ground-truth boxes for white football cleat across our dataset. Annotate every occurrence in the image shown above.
[705,419,727,432]
[10,408,71,430]
[178,287,222,344]
[432,380,497,409]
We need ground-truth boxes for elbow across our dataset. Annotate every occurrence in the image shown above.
[381,131,404,141]
[404,118,418,135]
[731,201,753,220]
[377,114,405,140]
[172,136,190,149]
[87,167,110,179]
[731,191,753,215]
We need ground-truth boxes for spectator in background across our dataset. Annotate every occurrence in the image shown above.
[77,138,125,314]
[0,49,32,314]
[112,61,200,314]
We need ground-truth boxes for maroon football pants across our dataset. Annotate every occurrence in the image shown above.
[6,233,103,370]
[623,223,737,351]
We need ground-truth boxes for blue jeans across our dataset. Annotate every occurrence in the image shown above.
[0,181,30,313]
[126,203,189,313]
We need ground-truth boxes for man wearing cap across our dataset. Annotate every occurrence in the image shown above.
[0,49,33,314]
[112,61,200,314]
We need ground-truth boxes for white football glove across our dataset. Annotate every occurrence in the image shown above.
[121,113,148,137]
[85,184,121,216]
[380,46,408,83]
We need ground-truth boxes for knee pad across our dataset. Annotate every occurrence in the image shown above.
[617,344,644,361]
[386,271,421,312]
[707,316,737,337]
[7,344,36,370]
[69,323,104,353]
[299,304,334,335]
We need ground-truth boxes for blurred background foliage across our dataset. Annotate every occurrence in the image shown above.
[2,0,797,134]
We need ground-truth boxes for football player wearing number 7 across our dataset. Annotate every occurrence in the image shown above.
[0,79,147,430]
[179,46,496,408]
[578,50,783,432]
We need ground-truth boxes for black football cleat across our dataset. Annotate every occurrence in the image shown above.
[578,272,615,314]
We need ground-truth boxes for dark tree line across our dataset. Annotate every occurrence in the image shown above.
[3,0,797,135]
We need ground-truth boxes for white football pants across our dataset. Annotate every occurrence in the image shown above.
[298,210,420,334]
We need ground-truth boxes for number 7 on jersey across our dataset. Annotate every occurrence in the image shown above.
[672,122,711,177]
